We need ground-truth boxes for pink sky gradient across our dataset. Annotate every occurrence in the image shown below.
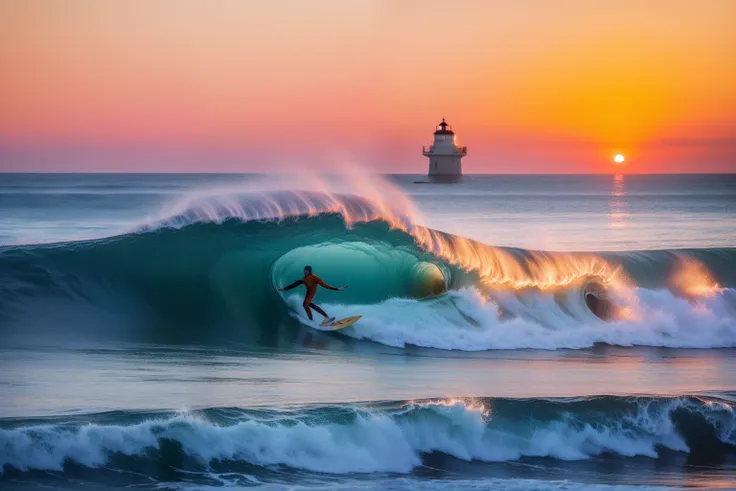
[1,0,734,173]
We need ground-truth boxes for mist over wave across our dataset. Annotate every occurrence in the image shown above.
[0,176,735,350]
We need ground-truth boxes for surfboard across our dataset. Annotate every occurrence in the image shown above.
[319,315,362,331]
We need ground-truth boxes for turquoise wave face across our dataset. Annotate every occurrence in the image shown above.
[0,215,467,344]
[271,242,447,305]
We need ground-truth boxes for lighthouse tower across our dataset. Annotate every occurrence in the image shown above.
[422,118,467,177]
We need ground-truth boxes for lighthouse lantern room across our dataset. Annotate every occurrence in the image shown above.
[422,118,467,177]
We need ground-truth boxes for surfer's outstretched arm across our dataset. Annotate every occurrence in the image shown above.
[316,278,347,291]
[280,280,303,291]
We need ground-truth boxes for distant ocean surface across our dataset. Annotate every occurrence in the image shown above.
[1,173,735,490]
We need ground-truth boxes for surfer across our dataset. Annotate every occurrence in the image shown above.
[279,265,347,323]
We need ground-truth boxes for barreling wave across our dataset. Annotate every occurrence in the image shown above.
[1,395,734,480]
[1,185,735,350]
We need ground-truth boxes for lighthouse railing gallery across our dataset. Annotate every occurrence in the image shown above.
[422,145,467,154]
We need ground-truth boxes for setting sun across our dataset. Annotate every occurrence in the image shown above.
[614,154,625,164]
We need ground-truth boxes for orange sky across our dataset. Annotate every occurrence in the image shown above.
[0,0,734,173]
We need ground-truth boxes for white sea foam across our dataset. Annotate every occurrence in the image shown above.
[290,286,736,350]
[3,398,731,474]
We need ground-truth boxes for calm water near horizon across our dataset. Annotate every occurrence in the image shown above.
[1,173,734,251]
[0,173,735,490]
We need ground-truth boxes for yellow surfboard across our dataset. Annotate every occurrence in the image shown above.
[320,315,362,331]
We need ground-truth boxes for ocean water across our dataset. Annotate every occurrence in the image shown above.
[0,173,735,490]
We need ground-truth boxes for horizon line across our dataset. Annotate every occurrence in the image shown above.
[1,171,735,176]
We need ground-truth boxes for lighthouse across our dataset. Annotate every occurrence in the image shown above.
[422,118,467,178]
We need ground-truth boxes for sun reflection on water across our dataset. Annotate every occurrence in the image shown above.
[608,173,629,229]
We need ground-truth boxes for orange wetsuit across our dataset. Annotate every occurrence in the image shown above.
[282,274,338,318]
